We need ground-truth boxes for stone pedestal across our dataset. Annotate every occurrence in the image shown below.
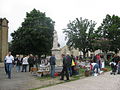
[52,30,62,66]
[52,48,62,66]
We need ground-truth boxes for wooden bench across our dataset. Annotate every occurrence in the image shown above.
[37,70,49,77]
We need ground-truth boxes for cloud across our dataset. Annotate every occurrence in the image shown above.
[1,0,120,47]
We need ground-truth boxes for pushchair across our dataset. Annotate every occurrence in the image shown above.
[110,62,117,75]
[117,61,120,74]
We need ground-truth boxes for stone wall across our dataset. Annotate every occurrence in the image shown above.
[60,45,80,56]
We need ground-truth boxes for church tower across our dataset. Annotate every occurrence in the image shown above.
[0,18,9,61]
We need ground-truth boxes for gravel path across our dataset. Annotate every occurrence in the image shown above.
[40,72,120,90]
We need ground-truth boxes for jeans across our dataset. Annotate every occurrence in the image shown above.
[93,64,99,73]
[50,65,55,78]
[67,67,72,76]
[35,63,39,70]
[29,64,34,72]
[6,63,13,79]
[4,63,8,74]
[61,66,69,80]
[22,65,27,72]
[96,60,102,70]
[16,65,21,72]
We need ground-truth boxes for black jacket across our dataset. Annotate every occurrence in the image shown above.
[50,56,56,65]
[28,57,34,65]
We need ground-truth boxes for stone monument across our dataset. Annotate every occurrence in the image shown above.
[52,30,62,66]
[0,18,8,62]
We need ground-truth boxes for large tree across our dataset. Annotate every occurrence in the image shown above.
[11,9,55,56]
[63,18,96,58]
[97,14,120,53]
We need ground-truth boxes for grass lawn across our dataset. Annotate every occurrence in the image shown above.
[30,68,85,90]
[105,65,111,71]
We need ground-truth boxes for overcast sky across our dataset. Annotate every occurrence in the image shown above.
[1,0,120,47]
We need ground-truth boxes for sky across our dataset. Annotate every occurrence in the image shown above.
[1,0,120,47]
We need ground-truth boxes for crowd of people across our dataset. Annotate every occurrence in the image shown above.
[109,54,120,75]
[49,53,80,80]
[4,52,80,80]
[90,54,120,76]
[4,52,41,79]
[4,51,120,80]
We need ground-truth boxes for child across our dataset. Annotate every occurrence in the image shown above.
[110,61,117,75]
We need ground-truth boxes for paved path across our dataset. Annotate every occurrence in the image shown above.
[0,67,61,90]
[1,64,120,90]
[41,72,120,90]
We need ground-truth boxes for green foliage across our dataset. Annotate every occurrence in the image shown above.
[11,9,55,56]
[63,18,96,58]
[96,14,120,53]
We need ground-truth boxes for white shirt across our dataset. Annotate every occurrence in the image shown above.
[22,57,28,65]
[5,55,14,63]
[91,63,97,68]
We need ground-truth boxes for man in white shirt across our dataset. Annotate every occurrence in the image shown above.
[91,61,99,75]
[5,52,14,79]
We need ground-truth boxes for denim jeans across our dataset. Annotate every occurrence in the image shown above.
[67,67,72,76]
[4,63,8,74]
[61,66,69,80]
[16,65,21,72]
[50,65,55,78]
[93,64,99,73]
[6,63,13,79]
[22,65,27,72]
[96,60,102,70]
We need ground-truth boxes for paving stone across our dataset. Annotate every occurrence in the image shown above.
[40,72,120,90]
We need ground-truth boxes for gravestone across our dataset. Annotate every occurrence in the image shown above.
[0,18,8,62]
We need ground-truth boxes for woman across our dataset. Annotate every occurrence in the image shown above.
[21,55,29,72]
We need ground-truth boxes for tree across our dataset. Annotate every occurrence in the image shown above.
[97,14,120,53]
[11,9,55,56]
[63,18,96,58]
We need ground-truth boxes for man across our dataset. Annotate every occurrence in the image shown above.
[66,53,72,76]
[60,54,69,80]
[15,55,21,72]
[91,61,99,75]
[96,54,102,70]
[34,55,40,70]
[5,52,14,79]
[28,54,34,72]
[49,54,56,78]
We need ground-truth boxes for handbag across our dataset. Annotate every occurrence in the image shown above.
[72,59,75,66]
